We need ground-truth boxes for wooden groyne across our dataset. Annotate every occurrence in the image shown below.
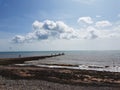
[0,53,65,65]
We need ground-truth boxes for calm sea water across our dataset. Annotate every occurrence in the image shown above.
[0,51,120,66]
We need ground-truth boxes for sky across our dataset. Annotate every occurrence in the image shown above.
[0,0,120,51]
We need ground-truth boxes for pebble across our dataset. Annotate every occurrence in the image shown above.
[0,76,119,90]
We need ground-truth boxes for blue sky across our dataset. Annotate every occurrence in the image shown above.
[0,0,120,51]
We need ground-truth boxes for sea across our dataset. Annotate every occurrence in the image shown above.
[0,50,120,72]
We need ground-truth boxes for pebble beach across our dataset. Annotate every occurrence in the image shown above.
[0,76,120,90]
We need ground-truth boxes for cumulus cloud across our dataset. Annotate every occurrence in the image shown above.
[82,26,98,39]
[78,16,93,24]
[12,35,25,43]
[12,20,80,43]
[95,20,112,28]
[84,31,98,39]
[12,17,120,43]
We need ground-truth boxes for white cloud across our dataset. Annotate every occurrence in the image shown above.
[95,20,112,28]
[84,31,98,39]
[12,35,25,43]
[83,26,98,39]
[32,20,43,30]
[12,20,80,43]
[12,17,120,44]
[78,16,93,24]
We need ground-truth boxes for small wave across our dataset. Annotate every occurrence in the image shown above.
[14,64,120,72]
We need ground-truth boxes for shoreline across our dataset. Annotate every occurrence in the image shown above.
[0,65,120,87]
[0,54,120,89]
[15,63,120,73]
